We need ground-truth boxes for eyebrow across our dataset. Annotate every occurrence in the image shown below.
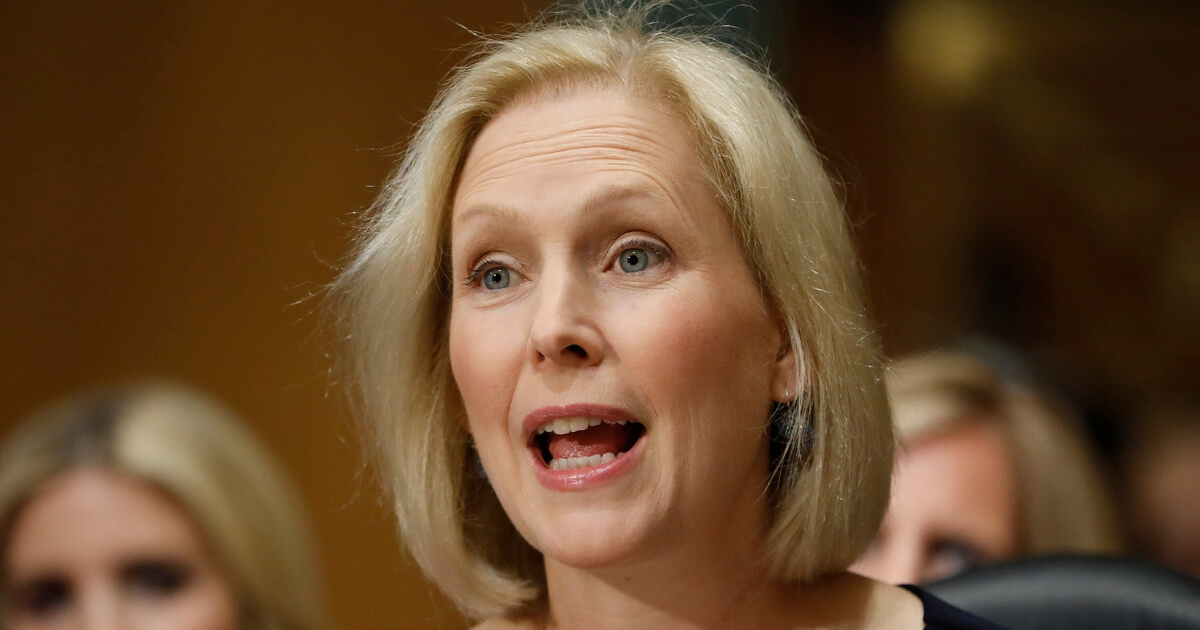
[452,201,526,227]
[580,183,670,216]
[453,183,670,227]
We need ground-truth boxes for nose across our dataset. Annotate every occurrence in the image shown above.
[527,265,604,368]
[80,586,126,630]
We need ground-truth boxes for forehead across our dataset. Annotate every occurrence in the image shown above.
[5,469,203,570]
[894,421,1017,523]
[453,86,710,215]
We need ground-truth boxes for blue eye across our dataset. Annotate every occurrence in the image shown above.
[618,248,651,273]
[481,267,511,290]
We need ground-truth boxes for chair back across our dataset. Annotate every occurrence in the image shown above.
[925,555,1200,630]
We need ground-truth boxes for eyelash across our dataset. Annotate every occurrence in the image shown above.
[465,258,504,287]
[11,561,191,618]
[462,237,671,287]
[18,577,70,617]
[125,560,191,597]
[612,237,670,271]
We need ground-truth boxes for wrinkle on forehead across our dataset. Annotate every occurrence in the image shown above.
[453,87,714,226]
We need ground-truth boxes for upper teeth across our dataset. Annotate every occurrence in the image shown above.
[535,417,629,435]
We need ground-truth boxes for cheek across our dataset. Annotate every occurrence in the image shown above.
[616,285,774,416]
[192,582,238,630]
[449,309,525,434]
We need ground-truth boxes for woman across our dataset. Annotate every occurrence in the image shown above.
[333,4,1001,628]
[0,383,330,630]
[1123,401,1200,578]
[852,351,1123,584]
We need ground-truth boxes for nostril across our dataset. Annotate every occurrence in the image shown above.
[565,344,587,359]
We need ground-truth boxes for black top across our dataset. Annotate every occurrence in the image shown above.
[902,585,1010,630]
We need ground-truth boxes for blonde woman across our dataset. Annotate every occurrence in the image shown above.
[853,351,1123,584]
[0,384,330,630]
[333,3,1003,628]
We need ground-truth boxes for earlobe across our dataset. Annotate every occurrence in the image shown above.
[453,392,473,434]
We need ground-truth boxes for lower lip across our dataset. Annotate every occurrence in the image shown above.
[529,433,646,491]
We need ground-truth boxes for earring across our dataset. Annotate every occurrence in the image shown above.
[474,448,488,481]
[784,386,791,402]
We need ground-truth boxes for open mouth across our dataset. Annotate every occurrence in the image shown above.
[532,417,645,470]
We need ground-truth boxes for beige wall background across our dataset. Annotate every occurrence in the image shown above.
[0,3,543,628]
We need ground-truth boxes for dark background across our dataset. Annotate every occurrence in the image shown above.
[2,2,1197,628]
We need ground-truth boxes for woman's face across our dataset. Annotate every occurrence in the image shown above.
[449,87,793,570]
[851,420,1020,584]
[2,468,238,630]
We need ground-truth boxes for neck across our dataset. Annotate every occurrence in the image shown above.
[540,560,888,630]
[542,535,780,630]
[522,456,914,629]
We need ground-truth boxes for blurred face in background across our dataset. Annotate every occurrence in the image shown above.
[2,468,238,630]
[1127,432,1200,578]
[852,420,1020,584]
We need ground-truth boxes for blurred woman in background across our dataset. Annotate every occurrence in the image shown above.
[1122,399,1200,579]
[853,351,1123,584]
[0,383,330,630]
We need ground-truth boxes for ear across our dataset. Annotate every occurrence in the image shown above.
[769,333,799,403]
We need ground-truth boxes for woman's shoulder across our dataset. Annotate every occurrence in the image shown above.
[811,573,1005,630]
[900,585,1009,630]
[781,572,925,629]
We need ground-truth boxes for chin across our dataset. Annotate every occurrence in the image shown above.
[525,502,668,571]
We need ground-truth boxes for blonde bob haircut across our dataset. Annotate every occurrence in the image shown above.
[332,3,892,619]
[886,351,1123,555]
[0,383,330,630]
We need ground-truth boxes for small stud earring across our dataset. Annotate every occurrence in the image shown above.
[784,386,791,402]
[473,448,488,482]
